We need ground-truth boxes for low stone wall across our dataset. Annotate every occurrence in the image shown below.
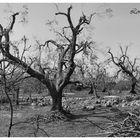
[19,94,140,110]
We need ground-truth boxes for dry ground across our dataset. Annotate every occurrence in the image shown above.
[0,91,136,137]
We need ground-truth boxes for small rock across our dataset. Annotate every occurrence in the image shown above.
[95,99,101,104]
[105,100,112,107]
[82,105,95,111]
[31,102,37,106]
[122,99,126,103]
[113,99,119,105]
[96,104,102,107]
[101,99,106,104]
[122,102,128,107]
[83,100,91,105]
[135,100,140,106]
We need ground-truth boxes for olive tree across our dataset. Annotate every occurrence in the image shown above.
[0,6,96,113]
[108,46,140,94]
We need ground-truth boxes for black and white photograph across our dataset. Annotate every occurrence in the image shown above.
[1,1,140,137]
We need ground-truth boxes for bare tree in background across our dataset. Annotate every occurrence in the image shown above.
[108,46,140,94]
[76,56,107,98]
[0,54,14,137]
[86,62,107,98]
[0,36,31,136]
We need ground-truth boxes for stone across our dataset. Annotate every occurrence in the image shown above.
[96,104,102,107]
[64,92,75,95]
[122,102,129,107]
[124,95,134,102]
[101,99,106,104]
[83,100,90,105]
[135,100,140,106]
[122,99,126,103]
[113,99,119,105]
[95,99,101,104]
[31,102,37,106]
[104,96,120,100]
[82,105,95,111]
[38,103,43,106]
[121,103,126,107]
[105,100,112,107]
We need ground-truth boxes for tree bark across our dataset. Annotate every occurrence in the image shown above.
[88,85,93,94]
[51,93,63,111]
[49,87,63,112]
[130,78,137,94]
[88,84,99,98]
[15,88,19,106]
[93,87,100,99]
[29,92,32,103]
[102,87,107,92]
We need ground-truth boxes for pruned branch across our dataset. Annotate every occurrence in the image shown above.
[7,12,19,32]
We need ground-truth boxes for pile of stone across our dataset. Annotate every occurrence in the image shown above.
[62,96,121,111]
[101,96,121,107]
[27,96,52,107]
[80,97,95,111]
[28,94,140,110]
[119,95,140,108]
[36,97,52,107]
[62,97,85,110]
[82,105,95,111]
[121,99,140,107]
[62,96,95,111]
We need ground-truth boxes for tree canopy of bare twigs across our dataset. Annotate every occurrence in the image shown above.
[0,6,95,113]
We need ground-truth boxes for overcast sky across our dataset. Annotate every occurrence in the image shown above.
[0,3,140,66]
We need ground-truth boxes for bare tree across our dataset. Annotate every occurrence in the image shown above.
[76,57,107,98]
[0,55,14,137]
[0,56,21,136]
[0,35,31,136]
[0,6,95,114]
[87,63,107,98]
[108,46,140,94]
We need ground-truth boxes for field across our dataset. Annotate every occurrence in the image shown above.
[1,90,140,137]
[0,2,140,138]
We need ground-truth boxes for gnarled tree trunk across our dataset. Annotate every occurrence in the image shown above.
[51,91,63,111]
[47,84,64,112]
